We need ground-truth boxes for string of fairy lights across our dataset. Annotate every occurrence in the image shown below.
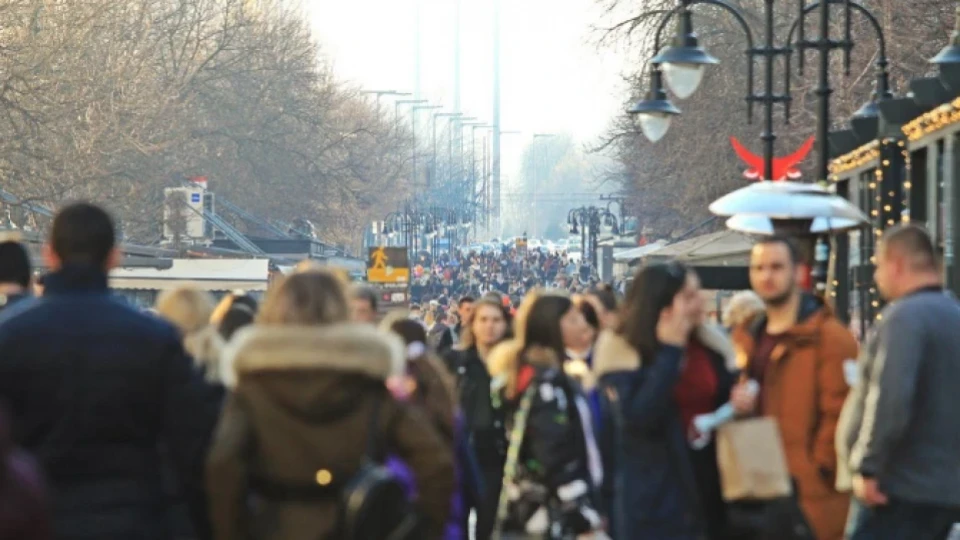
[829,98,960,325]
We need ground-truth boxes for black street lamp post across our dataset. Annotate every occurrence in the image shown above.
[630,0,892,188]
[567,206,619,269]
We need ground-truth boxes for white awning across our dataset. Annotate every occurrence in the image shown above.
[613,241,667,262]
[110,259,271,291]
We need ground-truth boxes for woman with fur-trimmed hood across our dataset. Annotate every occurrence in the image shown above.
[155,286,227,388]
[487,291,606,539]
[206,271,455,540]
[594,263,748,540]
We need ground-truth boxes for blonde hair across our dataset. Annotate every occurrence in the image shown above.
[156,287,216,335]
[257,271,349,326]
[723,290,765,329]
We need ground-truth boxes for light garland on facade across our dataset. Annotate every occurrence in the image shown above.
[903,96,960,142]
[829,140,881,177]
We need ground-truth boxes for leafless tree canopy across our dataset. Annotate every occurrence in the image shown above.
[0,0,415,248]
[596,0,955,238]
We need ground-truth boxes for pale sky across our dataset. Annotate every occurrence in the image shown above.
[308,0,628,182]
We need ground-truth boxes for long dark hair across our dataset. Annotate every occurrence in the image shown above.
[522,294,573,361]
[620,261,690,362]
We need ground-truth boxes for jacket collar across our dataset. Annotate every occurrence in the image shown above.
[593,330,641,378]
[224,323,405,382]
[44,265,109,296]
[593,325,735,378]
[746,292,827,340]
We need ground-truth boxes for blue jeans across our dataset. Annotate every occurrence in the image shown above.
[847,498,960,540]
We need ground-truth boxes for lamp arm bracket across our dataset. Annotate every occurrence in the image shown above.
[788,1,887,62]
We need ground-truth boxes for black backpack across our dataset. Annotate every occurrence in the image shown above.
[252,394,423,540]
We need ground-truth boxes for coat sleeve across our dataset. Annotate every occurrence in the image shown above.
[850,308,923,478]
[388,400,456,538]
[524,376,603,534]
[205,392,253,540]
[161,336,219,538]
[622,345,684,434]
[812,322,858,477]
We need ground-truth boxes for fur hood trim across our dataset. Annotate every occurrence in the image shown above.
[223,324,405,385]
[182,325,226,385]
[593,324,736,378]
[593,330,641,378]
[695,324,736,371]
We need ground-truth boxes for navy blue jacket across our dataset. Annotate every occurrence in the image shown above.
[595,329,734,540]
[0,266,217,540]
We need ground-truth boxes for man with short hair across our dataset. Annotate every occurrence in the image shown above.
[0,241,32,311]
[732,235,858,540]
[839,224,960,539]
[449,296,475,346]
[0,202,215,539]
[350,284,379,324]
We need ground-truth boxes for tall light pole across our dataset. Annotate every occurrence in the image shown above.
[532,133,556,238]
[432,113,463,199]
[361,90,411,116]
[448,116,476,199]
[464,122,492,229]
[412,104,443,202]
[395,99,428,130]
[491,0,502,235]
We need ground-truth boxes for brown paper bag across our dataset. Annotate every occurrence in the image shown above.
[716,417,792,501]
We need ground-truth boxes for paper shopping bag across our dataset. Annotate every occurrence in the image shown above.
[716,417,792,501]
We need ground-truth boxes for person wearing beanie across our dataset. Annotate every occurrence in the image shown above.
[0,241,32,312]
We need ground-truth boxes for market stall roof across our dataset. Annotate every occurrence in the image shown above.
[641,230,754,265]
[613,241,668,262]
[111,258,271,291]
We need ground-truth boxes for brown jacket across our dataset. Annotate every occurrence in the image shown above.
[731,295,857,540]
[206,324,455,540]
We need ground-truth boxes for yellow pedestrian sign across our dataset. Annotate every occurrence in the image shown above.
[367,247,410,283]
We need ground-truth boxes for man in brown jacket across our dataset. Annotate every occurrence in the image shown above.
[732,236,858,540]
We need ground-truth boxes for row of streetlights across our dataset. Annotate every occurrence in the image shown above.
[380,203,474,261]
[567,206,620,269]
[628,0,891,191]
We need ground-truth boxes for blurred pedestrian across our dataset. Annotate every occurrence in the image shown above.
[0,241,32,313]
[596,262,743,539]
[839,225,960,539]
[721,290,764,333]
[207,271,455,540]
[0,202,216,540]
[156,286,227,387]
[732,236,857,540]
[349,284,379,324]
[487,292,605,538]
[0,405,50,540]
[210,292,258,344]
[444,297,512,539]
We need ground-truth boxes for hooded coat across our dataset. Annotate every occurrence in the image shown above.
[206,324,456,540]
[593,325,735,540]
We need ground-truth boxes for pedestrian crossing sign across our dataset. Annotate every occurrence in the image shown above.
[367,246,410,283]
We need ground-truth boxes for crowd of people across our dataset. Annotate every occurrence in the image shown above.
[0,202,957,540]
[407,245,605,308]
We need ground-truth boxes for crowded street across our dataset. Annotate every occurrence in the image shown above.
[2,0,960,540]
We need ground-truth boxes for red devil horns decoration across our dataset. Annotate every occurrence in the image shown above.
[730,136,815,182]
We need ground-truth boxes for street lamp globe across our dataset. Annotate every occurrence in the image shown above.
[660,62,708,99]
[651,11,718,100]
[628,66,681,143]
